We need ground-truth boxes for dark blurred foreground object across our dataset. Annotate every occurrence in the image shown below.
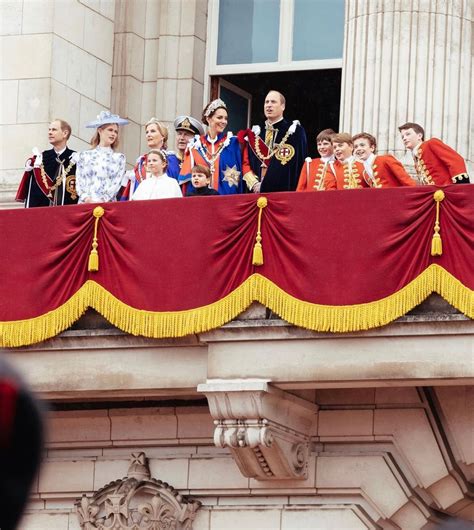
[0,357,43,530]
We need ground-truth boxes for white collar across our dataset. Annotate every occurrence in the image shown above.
[339,155,355,164]
[364,153,376,166]
[54,146,67,156]
[321,155,335,163]
[411,142,423,157]
[265,117,284,128]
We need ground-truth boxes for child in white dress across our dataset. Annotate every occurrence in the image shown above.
[131,149,182,200]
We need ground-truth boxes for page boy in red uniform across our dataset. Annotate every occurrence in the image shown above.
[296,128,336,191]
[398,122,470,185]
[324,133,370,190]
[353,132,416,187]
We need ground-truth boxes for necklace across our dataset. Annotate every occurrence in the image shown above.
[41,160,75,193]
[254,125,295,163]
[198,139,227,174]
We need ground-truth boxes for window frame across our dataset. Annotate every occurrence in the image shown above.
[206,0,344,76]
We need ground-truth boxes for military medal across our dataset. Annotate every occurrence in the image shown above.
[275,143,295,165]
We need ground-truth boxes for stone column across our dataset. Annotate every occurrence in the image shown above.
[0,0,116,207]
[112,0,207,160]
[340,0,473,170]
[154,0,207,148]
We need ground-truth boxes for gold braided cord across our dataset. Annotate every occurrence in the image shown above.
[88,206,105,272]
[431,189,445,256]
[252,197,268,266]
[0,265,472,348]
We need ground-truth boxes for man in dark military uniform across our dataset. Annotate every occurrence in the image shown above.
[238,90,307,193]
[16,119,78,207]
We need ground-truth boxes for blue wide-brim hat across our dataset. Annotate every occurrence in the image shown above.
[86,110,129,128]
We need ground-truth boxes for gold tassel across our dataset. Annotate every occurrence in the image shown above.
[431,190,445,256]
[88,206,105,272]
[252,197,268,266]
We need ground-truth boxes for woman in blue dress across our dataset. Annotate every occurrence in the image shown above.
[179,99,243,195]
[122,118,181,200]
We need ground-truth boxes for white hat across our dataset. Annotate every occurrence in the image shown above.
[173,115,204,136]
[86,110,129,128]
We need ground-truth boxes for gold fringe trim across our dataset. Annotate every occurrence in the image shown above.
[253,265,473,333]
[0,265,472,347]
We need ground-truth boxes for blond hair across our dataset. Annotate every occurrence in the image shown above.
[145,118,168,149]
[90,123,120,150]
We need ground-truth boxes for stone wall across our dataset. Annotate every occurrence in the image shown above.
[0,0,207,206]
[19,386,473,529]
[0,0,116,205]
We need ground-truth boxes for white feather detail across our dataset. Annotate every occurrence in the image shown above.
[288,120,300,134]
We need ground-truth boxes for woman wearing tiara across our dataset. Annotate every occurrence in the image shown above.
[179,99,243,195]
[121,118,181,200]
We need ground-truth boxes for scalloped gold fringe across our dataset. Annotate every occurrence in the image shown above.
[1,265,472,347]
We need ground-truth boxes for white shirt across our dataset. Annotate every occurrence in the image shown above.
[131,174,182,201]
[363,153,376,178]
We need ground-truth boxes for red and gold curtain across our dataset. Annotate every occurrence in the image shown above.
[1,185,472,347]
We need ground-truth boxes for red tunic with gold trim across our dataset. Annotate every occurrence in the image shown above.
[363,154,416,188]
[296,157,336,191]
[413,138,470,186]
[324,158,369,190]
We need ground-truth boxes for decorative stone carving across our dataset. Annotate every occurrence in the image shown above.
[197,380,318,480]
[75,452,200,530]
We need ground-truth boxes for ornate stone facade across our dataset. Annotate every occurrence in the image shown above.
[76,452,200,530]
[1,1,472,528]
[198,381,318,480]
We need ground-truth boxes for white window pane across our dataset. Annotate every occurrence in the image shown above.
[292,0,345,61]
[217,0,280,65]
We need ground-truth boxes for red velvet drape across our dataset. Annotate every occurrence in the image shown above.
[1,185,472,323]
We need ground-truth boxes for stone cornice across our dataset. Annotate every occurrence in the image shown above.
[198,380,318,480]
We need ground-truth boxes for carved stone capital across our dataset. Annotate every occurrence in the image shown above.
[197,380,318,480]
[76,452,200,530]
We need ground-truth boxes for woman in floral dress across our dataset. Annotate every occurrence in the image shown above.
[76,111,129,203]
[179,99,243,195]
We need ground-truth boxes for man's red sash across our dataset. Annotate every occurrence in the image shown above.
[238,129,269,161]
[15,155,54,202]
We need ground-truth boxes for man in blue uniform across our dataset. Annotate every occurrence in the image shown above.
[238,90,307,193]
